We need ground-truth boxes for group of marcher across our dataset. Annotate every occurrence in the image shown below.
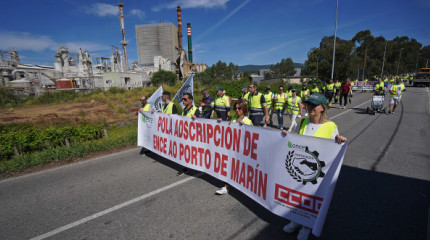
[372,77,406,114]
[137,82,348,240]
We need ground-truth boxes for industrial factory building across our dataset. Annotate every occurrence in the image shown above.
[136,23,179,67]
[1,3,207,95]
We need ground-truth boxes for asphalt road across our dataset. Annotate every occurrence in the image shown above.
[1,87,429,240]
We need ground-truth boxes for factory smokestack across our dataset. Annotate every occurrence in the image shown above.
[176,6,183,50]
[118,2,129,71]
[187,23,193,62]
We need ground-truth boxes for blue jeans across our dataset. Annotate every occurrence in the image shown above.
[276,109,284,129]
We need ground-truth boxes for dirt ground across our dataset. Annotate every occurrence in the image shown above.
[0,100,140,126]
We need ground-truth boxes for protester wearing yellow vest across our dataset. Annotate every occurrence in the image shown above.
[136,96,151,115]
[211,86,231,121]
[162,91,178,114]
[325,79,335,107]
[181,93,200,118]
[248,83,269,126]
[334,80,341,103]
[286,89,303,132]
[388,79,403,114]
[215,101,253,195]
[264,86,275,127]
[301,85,310,101]
[274,86,288,129]
[287,83,293,98]
[178,93,200,175]
[281,92,346,240]
[311,83,320,94]
[373,78,386,95]
[348,81,354,104]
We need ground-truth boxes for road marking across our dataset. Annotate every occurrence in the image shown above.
[29,172,204,240]
[330,99,372,119]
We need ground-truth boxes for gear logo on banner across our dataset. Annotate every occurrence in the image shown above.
[153,96,164,112]
[285,142,326,185]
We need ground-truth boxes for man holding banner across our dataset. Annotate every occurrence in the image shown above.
[162,91,178,114]
[282,93,346,240]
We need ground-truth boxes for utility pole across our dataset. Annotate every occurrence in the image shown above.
[331,0,338,80]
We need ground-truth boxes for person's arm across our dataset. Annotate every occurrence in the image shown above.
[298,101,303,116]
[192,109,201,119]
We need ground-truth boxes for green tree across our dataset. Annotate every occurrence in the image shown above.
[194,68,213,85]
[270,58,296,77]
[151,70,177,86]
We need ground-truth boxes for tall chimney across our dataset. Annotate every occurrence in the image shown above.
[187,23,193,62]
[176,6,183,50]
[118,2,129,71]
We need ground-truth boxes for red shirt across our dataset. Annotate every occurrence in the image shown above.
[341,82,351,93]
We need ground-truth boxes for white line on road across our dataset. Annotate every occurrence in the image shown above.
[330,99,372,119]
[29,172,204,240]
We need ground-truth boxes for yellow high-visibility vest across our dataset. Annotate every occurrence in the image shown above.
[299,118,337,139]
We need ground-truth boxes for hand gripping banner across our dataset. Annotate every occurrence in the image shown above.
[138,112,347,236]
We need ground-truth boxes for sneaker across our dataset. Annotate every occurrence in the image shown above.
[297,226,311,240]
[283,221,301,233]
[387,110,392,114]
[216,187,228,195]
[343,106,346,109]
[392,111,394,114]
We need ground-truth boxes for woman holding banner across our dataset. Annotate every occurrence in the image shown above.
[216,100,253,195]
[282,93,346,240]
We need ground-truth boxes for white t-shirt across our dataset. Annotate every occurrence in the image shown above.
[291,96,302,105]
[293,120,339,139]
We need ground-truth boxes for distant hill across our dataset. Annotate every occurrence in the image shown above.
[239,63,304,73]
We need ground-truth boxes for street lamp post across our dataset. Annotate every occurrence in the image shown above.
[331,0,339,80]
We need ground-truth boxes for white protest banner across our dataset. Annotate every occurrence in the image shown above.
[174,74,194,108]
[352,81,376,91]
[138,112,347,236]
[147,86,164,112]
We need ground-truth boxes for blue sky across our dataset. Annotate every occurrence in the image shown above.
[1,0,429,67]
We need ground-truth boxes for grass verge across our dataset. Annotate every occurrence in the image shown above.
[0,123,137,173]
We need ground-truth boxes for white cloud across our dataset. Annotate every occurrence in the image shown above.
[129,9,145,20]
[0,31,57,51]
[152,0,230,11]
[83,3,119,17]
[0,31,111,54]
[62,42,111,53]
[195,0,250,41]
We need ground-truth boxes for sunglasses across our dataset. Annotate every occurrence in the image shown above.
[182,98,188,101]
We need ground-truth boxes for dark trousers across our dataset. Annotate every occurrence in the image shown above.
[326,91,334,103]
[250,115,263,127]
[339,93,348,106]
[202,111,211,119]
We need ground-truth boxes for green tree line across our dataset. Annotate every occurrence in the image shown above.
[302,30,430,81]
